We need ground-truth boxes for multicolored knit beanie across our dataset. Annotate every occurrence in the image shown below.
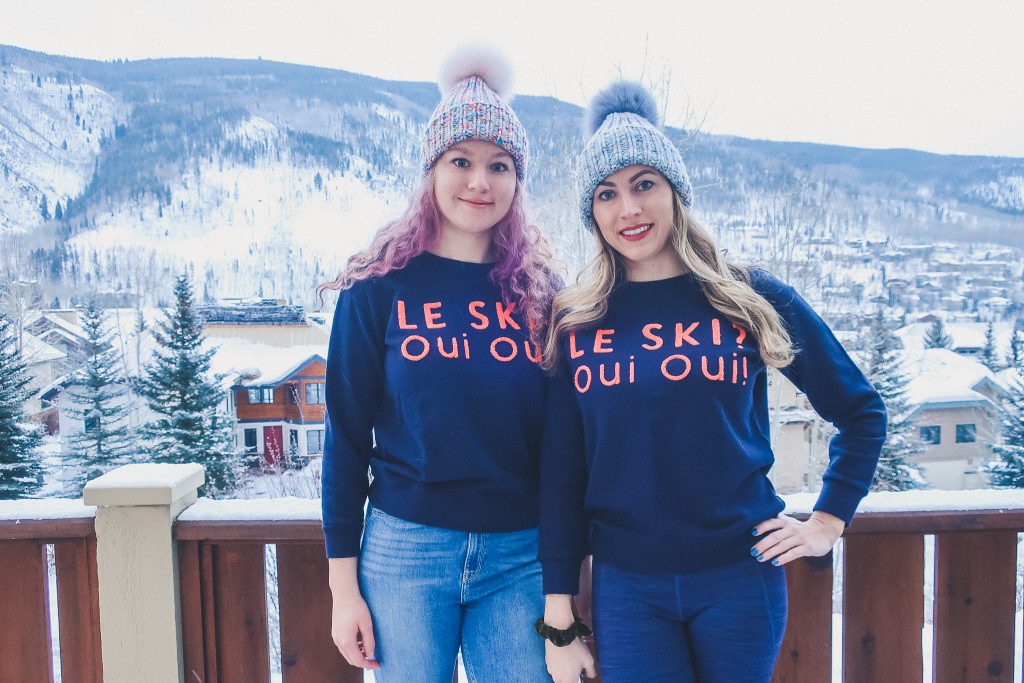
[576,81,693,230]
[421,45,529,181]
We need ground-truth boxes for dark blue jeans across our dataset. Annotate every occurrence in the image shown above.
[592,557,788,682]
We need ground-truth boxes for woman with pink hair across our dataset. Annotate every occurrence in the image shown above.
[318,46,556,681]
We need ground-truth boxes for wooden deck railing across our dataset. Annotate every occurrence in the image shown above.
[0,507,102,683]
[2,491,1022,682]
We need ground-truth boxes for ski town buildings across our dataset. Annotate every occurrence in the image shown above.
[30,300,330,471]
[17,292,1024,491]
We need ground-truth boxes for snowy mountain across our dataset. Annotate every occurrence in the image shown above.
[1,44,1023,311]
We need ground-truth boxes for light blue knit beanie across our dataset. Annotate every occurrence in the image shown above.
[576,81,693,230]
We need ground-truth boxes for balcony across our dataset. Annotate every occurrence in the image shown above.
[1,465,1022,682]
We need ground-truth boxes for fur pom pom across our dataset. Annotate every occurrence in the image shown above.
[438,44,515,99]
[584,80,660,134]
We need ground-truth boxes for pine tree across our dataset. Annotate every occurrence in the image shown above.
[135,274,244,496]
[987,373,1024,487]
[62,302,134,495]
[0,312,44,499]
[1006,330,1023,372]
[39,194,50,221]
[862,310,926,491]
[980,322,999,372]
[924,318,952,349]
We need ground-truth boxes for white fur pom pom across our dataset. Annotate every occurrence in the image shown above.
[438,44,515,99]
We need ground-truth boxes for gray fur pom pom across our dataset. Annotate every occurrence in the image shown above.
[584,80,660,134]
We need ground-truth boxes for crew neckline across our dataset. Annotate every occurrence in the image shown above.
[418,250,496,270]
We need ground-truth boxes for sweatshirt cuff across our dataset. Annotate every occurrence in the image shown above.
[322,523,363,558]
[542,559,583,596]
[813,479,867,526]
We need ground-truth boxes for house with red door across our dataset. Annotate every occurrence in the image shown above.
[231,353,328,467]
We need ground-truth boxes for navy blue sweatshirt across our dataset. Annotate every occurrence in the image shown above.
[322,252,547,557]
[539,269,886,594]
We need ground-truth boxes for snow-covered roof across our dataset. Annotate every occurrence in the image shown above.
[25,311,88,340]
[20,332,65,364]
[903,348,997,407]
[210,339,327,388]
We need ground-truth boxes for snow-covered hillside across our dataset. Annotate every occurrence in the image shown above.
[0,65,121,233]
[68,115,402,305]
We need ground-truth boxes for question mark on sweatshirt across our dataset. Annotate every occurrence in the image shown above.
[732,323,747,348]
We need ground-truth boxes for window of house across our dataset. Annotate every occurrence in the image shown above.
[920,426,941,445]
[305,382,325,405]
[243,428,258,454]
[955,424,976,443]
[307,429,325,455]
[247,387,274,404]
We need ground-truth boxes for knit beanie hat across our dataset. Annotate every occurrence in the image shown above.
[576,81,693,230]
[421,45,529,181]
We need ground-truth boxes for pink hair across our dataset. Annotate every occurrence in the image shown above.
[316,170,555,340]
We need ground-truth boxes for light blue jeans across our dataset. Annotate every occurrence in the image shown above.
[358,504,548,682]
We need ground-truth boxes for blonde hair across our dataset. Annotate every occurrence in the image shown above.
[543,193,795,370]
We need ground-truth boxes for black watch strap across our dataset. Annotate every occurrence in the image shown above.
[534,616,593,647]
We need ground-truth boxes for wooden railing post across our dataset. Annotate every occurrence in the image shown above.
[84,463,205,683]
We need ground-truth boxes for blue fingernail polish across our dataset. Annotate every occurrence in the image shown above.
[771,559,780,566]
[751,528,759,536]
[750,547,758,556]
[757,554,765,562]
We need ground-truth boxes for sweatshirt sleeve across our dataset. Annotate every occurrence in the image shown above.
[538,363,589,595]
[753,270,888,525]
[321,279,389,557]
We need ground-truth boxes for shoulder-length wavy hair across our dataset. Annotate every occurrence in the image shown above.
[543,191,795,370]
[316,168,556,342]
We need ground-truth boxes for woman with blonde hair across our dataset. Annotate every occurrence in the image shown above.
[319,47,556,682]
[535,81,886,682]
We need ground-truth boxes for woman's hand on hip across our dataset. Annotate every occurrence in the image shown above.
[546,639,597,683]
[749,511,845,566]
[328,557,380,670]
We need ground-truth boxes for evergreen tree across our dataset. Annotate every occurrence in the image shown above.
[981,321,999,372]
[39,194,50,221]
[0,313,44,499]
[1006,330,1024,371]
[63,302,134,494]
[924,318,952,349]
[54,200,64,220]
[987,373,1024,487]
[862,310,926,491]
[135,274,243,496]
[313,171,323,191]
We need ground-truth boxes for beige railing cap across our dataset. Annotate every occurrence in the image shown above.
[84,463,206,507]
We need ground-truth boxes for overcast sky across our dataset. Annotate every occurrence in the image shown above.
[2,0,1022,157]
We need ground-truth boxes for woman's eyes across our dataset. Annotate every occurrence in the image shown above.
[450,158,510,173]
[596,180,653,202]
